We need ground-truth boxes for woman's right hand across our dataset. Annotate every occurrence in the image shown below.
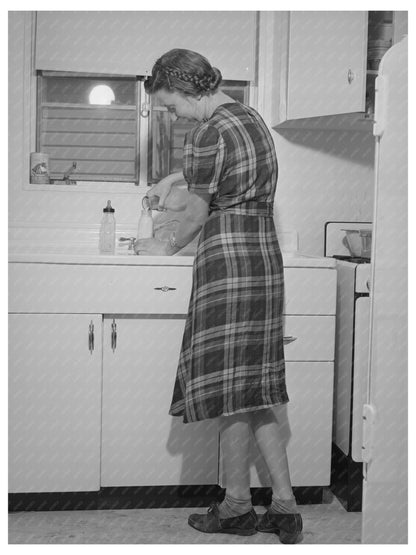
[148,173,182,210]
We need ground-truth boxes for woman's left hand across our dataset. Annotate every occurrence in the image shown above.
[134,238,170,256]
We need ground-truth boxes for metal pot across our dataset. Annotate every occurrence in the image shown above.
[342,229,372,258]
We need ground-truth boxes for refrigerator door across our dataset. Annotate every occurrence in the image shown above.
[351,296,370,462]
[361,37,407,543]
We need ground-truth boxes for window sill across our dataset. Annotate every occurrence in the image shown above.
[23,181,150,194]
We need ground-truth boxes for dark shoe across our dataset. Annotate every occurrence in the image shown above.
[188,501,257,536]
[257,509,303,544]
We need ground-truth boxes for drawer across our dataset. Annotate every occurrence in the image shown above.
[9,263,193,314]
[284,315,335,361]
[284,268,337,315]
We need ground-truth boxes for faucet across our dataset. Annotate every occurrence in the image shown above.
[119,237,136,251]
[63,162,77,184]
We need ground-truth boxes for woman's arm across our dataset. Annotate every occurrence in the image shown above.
[148,172,185,209]
[135,190,212,255]
[165,191,212,255]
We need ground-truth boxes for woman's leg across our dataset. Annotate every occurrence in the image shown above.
[219,412,252,500]
[248,407,295,501]
[187,410,257,533]
[249,408,303,543]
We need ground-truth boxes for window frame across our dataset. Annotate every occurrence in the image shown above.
[35,71,144,186]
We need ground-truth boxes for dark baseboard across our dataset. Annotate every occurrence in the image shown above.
[330,442,363,512]
[9,485,324,512]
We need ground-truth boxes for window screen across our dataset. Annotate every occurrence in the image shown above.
[37,73,139,183]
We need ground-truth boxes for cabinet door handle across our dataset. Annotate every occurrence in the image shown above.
[347,69,354,84]
[111,319,117,352]
[283,335,297,344]
[154,286,177,292]
[88,321,94,354]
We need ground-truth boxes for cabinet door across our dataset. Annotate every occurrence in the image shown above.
[287,12,367,119]
[101,317,219,486]
[246,362,334,487]
[9,314,102,493]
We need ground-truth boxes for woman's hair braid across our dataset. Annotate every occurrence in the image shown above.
[145,49,222,97]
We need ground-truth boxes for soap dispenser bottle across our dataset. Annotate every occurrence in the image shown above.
[99,200,116,254]
[137,197,154,240]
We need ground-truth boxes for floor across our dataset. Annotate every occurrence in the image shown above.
[9,488,362,544]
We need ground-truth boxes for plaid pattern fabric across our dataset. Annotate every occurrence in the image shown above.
[169,103,288,423]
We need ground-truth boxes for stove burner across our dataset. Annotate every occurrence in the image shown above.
[333,255,370,264]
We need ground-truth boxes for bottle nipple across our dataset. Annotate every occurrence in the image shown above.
[103,200,115,213]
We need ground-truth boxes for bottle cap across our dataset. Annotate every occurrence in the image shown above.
[103,200,115,213]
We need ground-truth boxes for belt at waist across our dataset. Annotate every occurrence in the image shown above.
[209,201,273,217]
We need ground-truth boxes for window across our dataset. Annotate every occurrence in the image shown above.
[37,72,139,183]
[36,72,249,185]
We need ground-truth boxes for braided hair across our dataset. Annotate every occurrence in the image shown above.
[144,48,222,97]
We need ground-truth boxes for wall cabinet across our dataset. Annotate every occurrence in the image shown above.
[286,12,368,121]
[9,313,102,493]
[271,11,408,129]
[101,316,219,486]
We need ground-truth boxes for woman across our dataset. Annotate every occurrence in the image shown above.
[136,49,303,543]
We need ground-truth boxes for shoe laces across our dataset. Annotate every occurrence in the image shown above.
[207,501,219,514]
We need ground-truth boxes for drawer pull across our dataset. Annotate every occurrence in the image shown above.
[283,336,297,345]
[154,286,177,292]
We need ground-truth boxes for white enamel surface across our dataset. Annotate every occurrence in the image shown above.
[8,250,336,268]
[362,38,408,544]
[101,317,219,486]
[9,314,102,493]
[351,296,370,462]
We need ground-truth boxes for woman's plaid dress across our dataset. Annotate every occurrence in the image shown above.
[169,102,288,423]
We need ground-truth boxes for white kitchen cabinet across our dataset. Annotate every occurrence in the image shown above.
[101,316,219,486]
[271,11,407,129]
[9,257,336,494]
[287,12,367,120]
[270,11,367,127]
[9,313,102,493]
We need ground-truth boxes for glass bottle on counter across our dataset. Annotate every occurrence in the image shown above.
[137,197,154,240]
[99,200,116,254]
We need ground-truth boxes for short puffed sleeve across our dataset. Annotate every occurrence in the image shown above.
[183,124,225,195]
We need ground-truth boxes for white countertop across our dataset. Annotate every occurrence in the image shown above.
[8,250,336,268]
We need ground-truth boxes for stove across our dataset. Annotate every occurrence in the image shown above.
[325,222,372,511]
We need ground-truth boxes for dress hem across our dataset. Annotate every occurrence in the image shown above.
[169,398,290,424]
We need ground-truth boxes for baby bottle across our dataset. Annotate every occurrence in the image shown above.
[99,200,116,254]
[137,197,154,240]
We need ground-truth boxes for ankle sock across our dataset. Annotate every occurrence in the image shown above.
[270,494,298,514]
[218,493,252,519]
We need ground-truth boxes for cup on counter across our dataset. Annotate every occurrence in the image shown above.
[30,152,50,184]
